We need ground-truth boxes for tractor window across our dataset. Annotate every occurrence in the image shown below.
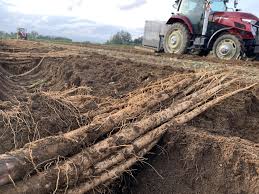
[178,0,205,34]
[179,0,204,15]
[211,0,227,12]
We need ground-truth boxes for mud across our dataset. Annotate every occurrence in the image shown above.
[0,40,258,194]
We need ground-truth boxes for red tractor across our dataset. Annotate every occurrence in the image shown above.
[143,0,259,60]
[17,28,28,40]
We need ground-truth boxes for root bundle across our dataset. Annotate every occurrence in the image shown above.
[0,69,255,194]
[0,40,258,194]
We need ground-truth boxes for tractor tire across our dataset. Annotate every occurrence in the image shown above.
[213,34,243,60]
[164,23,190,54]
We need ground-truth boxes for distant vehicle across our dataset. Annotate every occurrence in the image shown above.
[143,0,259,60]
[17,28,28,40]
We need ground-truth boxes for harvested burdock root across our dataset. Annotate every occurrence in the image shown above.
[0,70,256,194]
[0,72,198,184]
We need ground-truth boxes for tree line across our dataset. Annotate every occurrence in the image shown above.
[0,30,72,42]
[0,30,142,45]
[106,31,143,45]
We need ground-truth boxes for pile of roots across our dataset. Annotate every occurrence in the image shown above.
[0,70,256,194]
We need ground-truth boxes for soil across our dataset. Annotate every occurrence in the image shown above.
[0,40,258,194]
[0,40,184,154]
[131,125,259,194]
[128,91,259,194]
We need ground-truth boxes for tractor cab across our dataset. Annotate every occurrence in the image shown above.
[176,0,205,34]
[175,0,229,34]
[143,0,259,60]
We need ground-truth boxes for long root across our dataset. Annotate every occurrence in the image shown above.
[0,66,256,194]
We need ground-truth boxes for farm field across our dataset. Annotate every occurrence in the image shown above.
[0,40,258,194]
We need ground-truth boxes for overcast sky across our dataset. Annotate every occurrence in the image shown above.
[0,0,258,42]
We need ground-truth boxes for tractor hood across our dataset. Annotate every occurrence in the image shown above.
[211,11,259,40]
[213,12,259,21]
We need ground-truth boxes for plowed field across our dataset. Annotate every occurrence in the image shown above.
[0,40,258,194]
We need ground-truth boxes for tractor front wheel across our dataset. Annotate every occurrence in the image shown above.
[213,34,243,60]
[164,23,190,54]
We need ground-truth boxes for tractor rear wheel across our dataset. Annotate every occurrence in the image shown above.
[213,34,243,60]
[164,23,190,54]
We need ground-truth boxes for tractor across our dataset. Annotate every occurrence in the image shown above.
[143,0,259,60]
[17,28,28,40]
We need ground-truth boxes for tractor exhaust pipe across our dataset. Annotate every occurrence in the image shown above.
[202,0,211,36]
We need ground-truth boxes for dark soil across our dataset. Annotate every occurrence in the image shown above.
[191,91,259,143]
[125,91,259,194]
[131,126,259,194]
[0,40,185,154]
[16,54,185,97]
[102,91,259,194]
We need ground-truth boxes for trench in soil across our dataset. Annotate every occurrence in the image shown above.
[0,40,258,194]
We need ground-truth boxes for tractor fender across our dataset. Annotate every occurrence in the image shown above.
[207,27,233,49]
[166,15,193,34]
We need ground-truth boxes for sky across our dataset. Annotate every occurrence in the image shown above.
[0,0,258,42]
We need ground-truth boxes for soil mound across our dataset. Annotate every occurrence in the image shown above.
[131,126,259,194]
